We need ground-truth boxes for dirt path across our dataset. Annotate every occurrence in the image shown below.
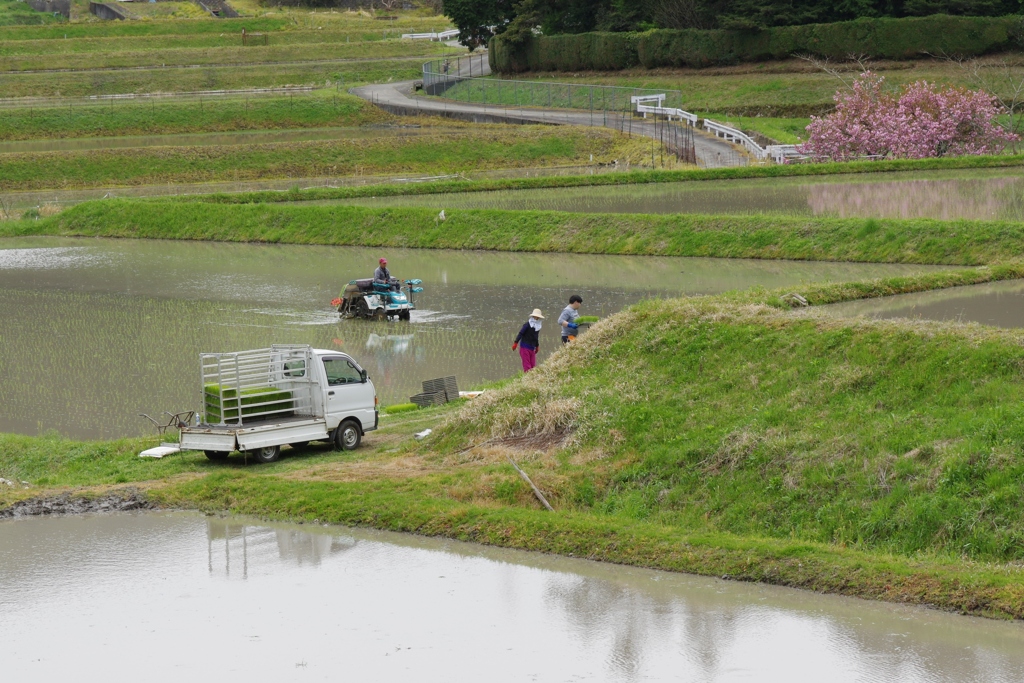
[350,55,747,169]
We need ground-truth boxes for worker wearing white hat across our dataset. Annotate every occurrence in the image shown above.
[512,308,545,372]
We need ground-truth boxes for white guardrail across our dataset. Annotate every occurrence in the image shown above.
[633,94,802,163]
[630,94,698,126]
[403,29,460,41]
[703,118,801,163]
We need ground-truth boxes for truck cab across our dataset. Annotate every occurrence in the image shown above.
[178,345,377,463]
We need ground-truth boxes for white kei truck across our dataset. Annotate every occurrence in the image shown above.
[176,345,378,463]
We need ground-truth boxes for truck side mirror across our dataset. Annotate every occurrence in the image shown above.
[360,369,368,383]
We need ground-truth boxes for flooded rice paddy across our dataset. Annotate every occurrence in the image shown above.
[340,167,1024,220]
[0,237,944,439]
[2,512,1023,682]
[825,279,1024,329]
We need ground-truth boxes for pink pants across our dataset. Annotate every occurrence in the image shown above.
[519,345,537,372]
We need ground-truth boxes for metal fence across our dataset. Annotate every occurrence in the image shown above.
[424,56,684,110]
[422,56,696,164]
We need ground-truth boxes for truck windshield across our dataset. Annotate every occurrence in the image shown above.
[323,358,362,386]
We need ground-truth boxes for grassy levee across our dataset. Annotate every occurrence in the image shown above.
[0,0,64,27]
[0,29,447,55]
[0,39,446,72]
[0,58,425,98]
[176,154,1024,205]
[0,91,391,140]
[12,199,1024,267]
[0,126,653,189]
[0,13,445,40]
[6,276,1024,618]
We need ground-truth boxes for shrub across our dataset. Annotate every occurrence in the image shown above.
[800,72,1018,161]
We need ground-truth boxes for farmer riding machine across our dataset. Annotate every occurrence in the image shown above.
[334,278,424,321]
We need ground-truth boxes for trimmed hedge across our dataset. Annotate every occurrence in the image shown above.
[490,14,1024,73]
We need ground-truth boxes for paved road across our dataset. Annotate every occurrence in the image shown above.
[351,56,747,168]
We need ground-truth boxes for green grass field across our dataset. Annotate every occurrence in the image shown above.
[0,126,652,189]
[0,37,447,72]
[0,91,392,140]
[0,29,443,56]
[0,0,65,26]
[0,58,425,97]
[0,7,453,98]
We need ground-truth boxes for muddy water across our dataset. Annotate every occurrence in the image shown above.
[2,512,1023,682]
[825,279,1024,329]
[0,237,945,439]
[341,167,1024,220]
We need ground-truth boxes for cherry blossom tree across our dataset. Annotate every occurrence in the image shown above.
[800,72,1017,162]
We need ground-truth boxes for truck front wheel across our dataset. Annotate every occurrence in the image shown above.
[253,445,281,464]
[335,420,362,451]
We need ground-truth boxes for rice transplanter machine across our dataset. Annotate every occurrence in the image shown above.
[334,278,423,321]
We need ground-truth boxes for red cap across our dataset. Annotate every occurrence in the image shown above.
[379,258,387,265]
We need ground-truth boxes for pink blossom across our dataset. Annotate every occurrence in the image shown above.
[800,72,1017,162]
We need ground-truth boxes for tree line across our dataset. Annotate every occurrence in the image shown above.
[442,0,1023,48]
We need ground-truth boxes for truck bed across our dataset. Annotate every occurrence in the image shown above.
[181,415,330,452]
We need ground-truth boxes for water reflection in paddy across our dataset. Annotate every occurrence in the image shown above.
[825,280,1024,329]
[0,237,946,439]
[1,512,1022,682]
[341,167,1024,221]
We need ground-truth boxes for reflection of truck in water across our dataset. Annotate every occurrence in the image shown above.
[366,332,415,354]
[177,345,378,464]
[335,278,423,321]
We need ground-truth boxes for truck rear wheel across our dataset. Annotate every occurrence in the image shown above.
[204,450,229,461]
[252,445,281,464]
[335,420,361,451]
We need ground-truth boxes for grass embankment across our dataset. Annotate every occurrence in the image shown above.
[0,38,446,72]
[0,28,448,56]
[0,59,424,98]
[0,126,655,190]
[176,153,1024,206]
[0,11,444,98]
[6,273,1024,618]
[0,91,392,140]
[0,0,64,27]
[14,199,1024,266]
